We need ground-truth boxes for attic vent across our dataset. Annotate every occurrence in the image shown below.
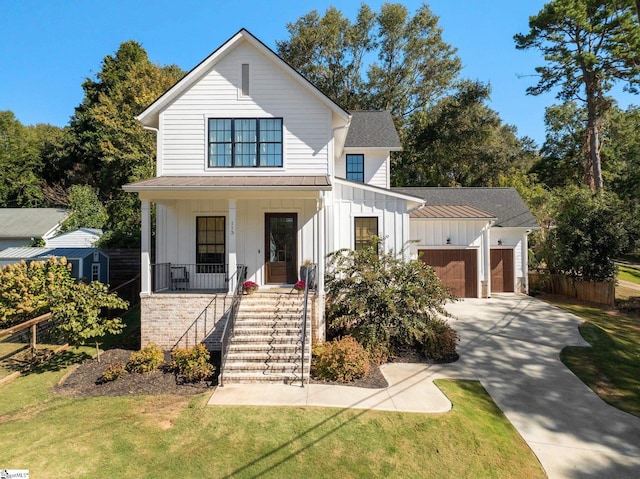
[241,63,249,96]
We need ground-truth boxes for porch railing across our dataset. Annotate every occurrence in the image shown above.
[219,264,247,387]
[152,263,228,292]
[300,264,316,387]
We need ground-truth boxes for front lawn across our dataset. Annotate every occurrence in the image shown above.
[0,355,544,478]
[550,298,640,418]
[617,264,640,285]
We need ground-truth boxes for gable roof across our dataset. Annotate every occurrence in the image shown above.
[0,208,69,239]
[136,28,351,128]
[393,187,539,228]
[345,111,402,150]
[46,228,103,248]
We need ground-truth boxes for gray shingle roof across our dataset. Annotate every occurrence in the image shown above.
[0,208,69,238]
[393,187,539,228]
[345,111,402,149]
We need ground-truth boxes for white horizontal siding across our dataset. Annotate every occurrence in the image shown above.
[159,42,332,176]
[336,150,390,189]
[409,219,486,249]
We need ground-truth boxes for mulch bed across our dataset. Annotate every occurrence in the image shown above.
[54,349,213,398]
[54,347,459,397]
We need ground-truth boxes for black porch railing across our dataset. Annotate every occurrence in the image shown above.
[219,264,248,387]
[152,263,228,292]
[300,264,316,386]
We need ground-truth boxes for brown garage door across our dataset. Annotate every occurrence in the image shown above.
[491,249,514,292]
[420,249,478,298]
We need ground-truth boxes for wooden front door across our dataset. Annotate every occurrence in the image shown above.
[420,249,478,298]
[491,249,515,292]
[265,213,297,284]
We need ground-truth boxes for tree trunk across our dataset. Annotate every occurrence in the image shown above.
[585,87,604,191]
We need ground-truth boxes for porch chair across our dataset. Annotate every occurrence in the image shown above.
[170,266,189,291]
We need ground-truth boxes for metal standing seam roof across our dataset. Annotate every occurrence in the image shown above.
[410,204,496,220]
[394,187,539,228]
[123,175,332,191]
[345,111,402,149]
[0,208,69,238]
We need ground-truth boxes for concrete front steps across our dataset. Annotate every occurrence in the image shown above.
[222,290,312,385]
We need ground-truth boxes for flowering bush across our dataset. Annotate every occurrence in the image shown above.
[293,280,306,291]
[242,281,258,294]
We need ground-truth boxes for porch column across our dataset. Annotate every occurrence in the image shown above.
[141,198,151,295]
[317,191,326,340]
[228,199,237,293]
[483,226,491,298]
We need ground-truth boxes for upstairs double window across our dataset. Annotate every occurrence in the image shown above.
[208,118,283,168]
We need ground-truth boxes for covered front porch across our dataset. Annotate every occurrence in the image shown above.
[125,176,331,297]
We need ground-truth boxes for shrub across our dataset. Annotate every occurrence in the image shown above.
[312,336,371,383]
[98,362,126,383]
[126,343,164,373]
[242,281,259,294]
[325,239,455,356]
[421,317,459,360]
[171,344,215,382]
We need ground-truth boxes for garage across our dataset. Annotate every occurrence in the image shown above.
[491,249,514,292]
[420,249,478,298]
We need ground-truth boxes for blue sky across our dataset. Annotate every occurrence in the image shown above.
[0,0,636,146]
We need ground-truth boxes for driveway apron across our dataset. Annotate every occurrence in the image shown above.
[439,295,640,479]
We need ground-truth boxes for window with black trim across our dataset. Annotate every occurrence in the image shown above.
[196,216,225,273]
[354,217,378,251]
[208,118,282,168]
[346,154,364,182]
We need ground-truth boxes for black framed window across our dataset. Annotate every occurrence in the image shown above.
[354,217,378,251]
[346,154,364,182]
[196,216,225,273]
[208,118,282,167]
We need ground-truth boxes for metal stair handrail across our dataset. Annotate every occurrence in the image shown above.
[219,264,247,387]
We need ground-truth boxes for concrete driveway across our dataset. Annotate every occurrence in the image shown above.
[440,294,640,479]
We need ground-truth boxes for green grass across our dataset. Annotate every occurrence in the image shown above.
[617,265,640,285]
[0,363,544,478]
[550,299,640,418]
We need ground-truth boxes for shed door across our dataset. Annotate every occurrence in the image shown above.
[491,249,514,292]
[420,249,478,298]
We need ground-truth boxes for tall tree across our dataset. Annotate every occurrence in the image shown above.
[64,41,183,245]
[515,0,640,191]
[393,81,538,186]
[276,5,376,110]
[0,111,63,207]
[278,3,461,128]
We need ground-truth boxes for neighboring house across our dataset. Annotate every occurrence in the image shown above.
[0,208,69,250]
[46,228,103,248]
[394,187,539,298]
[123,29,538,350]
[0,247,109,284]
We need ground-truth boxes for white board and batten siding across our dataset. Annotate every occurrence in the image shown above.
[155,198,319,285]
[328,182,410,255]
[490,227,528,281]
[159,42,333,177]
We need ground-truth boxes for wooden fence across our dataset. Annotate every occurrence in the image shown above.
[529,271,615,306]
[104,249,140,306]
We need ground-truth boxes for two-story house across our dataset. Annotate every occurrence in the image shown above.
[124,29,537,383]
[123,29,422,357]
